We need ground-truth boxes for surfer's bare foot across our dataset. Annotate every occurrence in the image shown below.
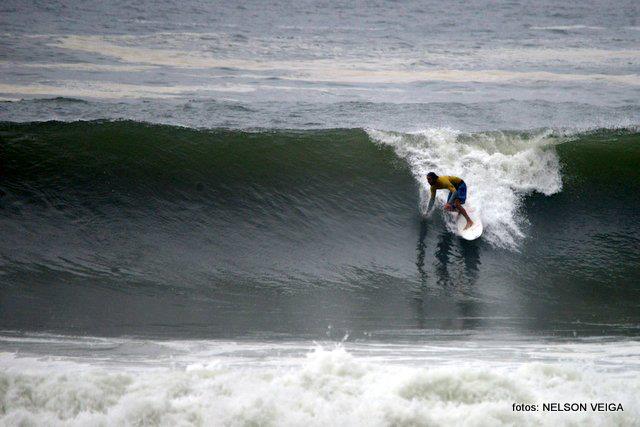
[464,220,474,230]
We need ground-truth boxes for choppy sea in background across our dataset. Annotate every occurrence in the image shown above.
[1,0,639,425]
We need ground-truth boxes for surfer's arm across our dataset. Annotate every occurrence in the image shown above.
[444,183,457,208]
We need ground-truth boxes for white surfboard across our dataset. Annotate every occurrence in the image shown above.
[452,205,483,240]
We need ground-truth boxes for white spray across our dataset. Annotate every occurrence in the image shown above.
[368,128,563,248]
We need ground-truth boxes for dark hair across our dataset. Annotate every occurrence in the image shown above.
[427,172,438,180]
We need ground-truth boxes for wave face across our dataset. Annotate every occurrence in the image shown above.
[1,121,639,337]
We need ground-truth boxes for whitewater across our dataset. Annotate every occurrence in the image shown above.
[368,128,564,248]
[1,335,639,426]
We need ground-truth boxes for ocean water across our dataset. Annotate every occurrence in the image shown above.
[1,0,639,425]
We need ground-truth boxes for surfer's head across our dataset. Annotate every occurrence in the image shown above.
[426,172,438,185]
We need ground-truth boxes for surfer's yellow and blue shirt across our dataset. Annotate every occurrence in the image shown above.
[430,175,467,204]
[429,175,463,197]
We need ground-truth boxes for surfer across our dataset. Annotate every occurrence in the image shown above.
[426,172,474,230]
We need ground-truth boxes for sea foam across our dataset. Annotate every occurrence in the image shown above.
[0,344,637,426]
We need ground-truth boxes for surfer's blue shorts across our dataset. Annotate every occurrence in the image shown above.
[448,181,467,205]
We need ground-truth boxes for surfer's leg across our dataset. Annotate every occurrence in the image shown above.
[455,199,474,229]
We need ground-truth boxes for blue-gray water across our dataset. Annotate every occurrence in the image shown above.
[1,0,639,130]
[1,1,639,425]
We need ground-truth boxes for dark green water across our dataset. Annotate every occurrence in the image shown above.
[1,121,639,338]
